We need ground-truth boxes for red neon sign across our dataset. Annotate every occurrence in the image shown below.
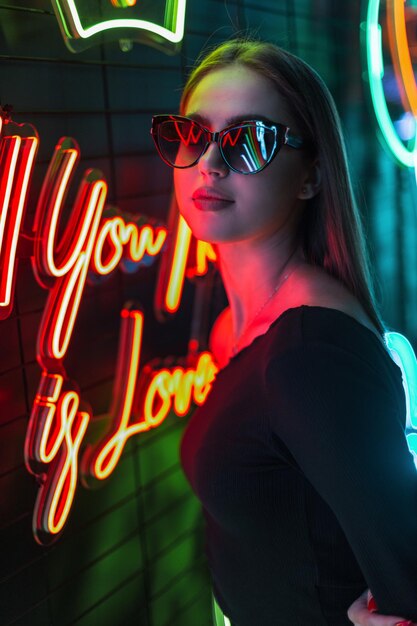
[25,372,90,540]
[154,198,217,318]
[92,215,167,275]
[82,305,218,483]
[0,118,38,319]
[0,117,217,544]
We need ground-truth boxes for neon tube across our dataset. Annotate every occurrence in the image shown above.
[365,0,417,166]
[386,331,417,467]
[165,215,192,313]
[53,0,186,42]
[0,131,38,318]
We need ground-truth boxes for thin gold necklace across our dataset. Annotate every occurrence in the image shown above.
[231,248,298,357]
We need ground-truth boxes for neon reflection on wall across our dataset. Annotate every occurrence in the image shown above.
[0,117,217,544]
[51,0,187,53]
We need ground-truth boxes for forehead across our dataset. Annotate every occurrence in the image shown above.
[184,65,292,126]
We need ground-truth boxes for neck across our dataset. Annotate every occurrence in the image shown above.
[216,234,304,341]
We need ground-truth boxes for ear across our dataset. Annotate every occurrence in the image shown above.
[298,159,321,200]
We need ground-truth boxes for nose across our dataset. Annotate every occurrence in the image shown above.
[198,141,229,177]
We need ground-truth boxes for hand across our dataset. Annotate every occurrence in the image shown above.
[347,589,416,626]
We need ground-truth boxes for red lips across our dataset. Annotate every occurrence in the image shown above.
[192,187,234,202]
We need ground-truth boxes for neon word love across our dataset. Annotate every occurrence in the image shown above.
[51,0,187,54]
[0,118,217,544]
[81,306,217,482]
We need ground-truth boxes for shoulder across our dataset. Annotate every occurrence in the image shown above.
[209,263,385,366]
[264,302,398,421]
[285,263,383,341]
[264,266,397,391]
[271,264,389,359]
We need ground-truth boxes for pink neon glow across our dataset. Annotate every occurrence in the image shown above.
[0,131,38,319]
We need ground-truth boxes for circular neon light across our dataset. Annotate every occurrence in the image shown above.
[365,0,417,167]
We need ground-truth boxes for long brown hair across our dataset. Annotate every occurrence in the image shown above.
[180,38,385,335]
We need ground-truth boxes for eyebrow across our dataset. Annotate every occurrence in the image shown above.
[186,112,281,127]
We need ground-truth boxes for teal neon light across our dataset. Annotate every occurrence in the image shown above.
[386,331,417,467]
[364,0,417,167]
[407,433,417,465]
[51,0,186,54]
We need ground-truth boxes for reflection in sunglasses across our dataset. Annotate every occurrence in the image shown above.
[173,120,204,146]
[152,114,303,174]
[256,126,268,160]
[240,127,264,172]
[222,127,243,147]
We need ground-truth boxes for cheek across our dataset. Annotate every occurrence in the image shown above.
[260,159,303,204]
[240,173,279,213]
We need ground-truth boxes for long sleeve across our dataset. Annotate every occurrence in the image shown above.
[265,341,417,620]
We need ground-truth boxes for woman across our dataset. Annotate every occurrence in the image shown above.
[150,39,417,626]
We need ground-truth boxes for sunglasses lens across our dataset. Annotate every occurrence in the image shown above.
[156,118,206,167]
[221,124,278,173]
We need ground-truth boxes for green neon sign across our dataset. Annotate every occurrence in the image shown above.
[363,0,417,167]
[51,0,187,53]
[386,331,417,467]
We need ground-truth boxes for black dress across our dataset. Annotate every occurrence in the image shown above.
[180,306,417,626]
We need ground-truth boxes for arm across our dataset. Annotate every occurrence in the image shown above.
[265,343,417,620]
[348,590,415,626]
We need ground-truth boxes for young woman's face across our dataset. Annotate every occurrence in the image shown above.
[174,64,311,245]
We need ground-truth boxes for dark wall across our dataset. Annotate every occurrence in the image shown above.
[1,1,416,625]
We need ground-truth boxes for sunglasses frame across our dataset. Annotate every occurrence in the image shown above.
[150,114,304,175]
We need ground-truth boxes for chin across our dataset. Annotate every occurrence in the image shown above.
[178,210,227,244]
